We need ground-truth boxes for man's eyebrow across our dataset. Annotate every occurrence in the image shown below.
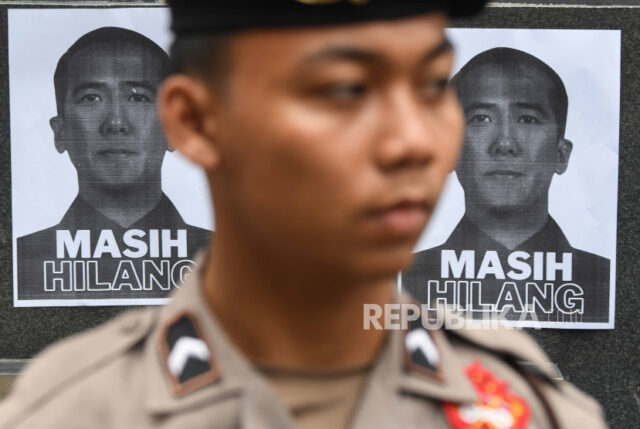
[124,81,157,92]
[464,102,497,112]
[71,82,107,96]
[300,47,382,66]
[513,102,550,117]
[299,37,453,66]
[421,38,453,63]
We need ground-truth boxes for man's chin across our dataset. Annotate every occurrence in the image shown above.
[472,193,533,215]
[348,248,417,284]
[485,200,532,216]
[91,178,144,194]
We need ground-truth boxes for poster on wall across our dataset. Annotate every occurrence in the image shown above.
[402,29,620,329]
[10,8,213,307]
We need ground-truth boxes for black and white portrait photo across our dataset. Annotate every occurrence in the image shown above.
[10,9,213,306]
[402,29,619,329]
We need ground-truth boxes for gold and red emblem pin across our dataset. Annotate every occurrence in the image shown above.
[443,361,530,429]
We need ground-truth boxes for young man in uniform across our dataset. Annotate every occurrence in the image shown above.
[1,2,607,428]
[403,48,610,324]
[16,27,211,303]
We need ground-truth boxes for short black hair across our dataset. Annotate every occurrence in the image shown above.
[169,34,231,91]
[53,27,170,115]
[452,47,569,138]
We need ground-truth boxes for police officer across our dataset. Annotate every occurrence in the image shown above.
[0,1,608,428]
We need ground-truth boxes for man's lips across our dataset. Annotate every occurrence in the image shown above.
[366,200,430,237]
[485,170,525,177]
[97,148,138,156]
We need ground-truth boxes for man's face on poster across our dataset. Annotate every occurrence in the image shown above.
[51,42,167,191]
[455,63,571,212]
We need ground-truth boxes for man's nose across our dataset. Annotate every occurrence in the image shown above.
[100,100,133,134]
[489,120,521,156]
[375,86,435,171]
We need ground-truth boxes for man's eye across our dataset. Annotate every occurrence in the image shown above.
[79,94,102,103]
[420,78,449,101]
[518,115,540,124]
[468,114,492,124]
[319,83,367,101]
[128,93,151,102]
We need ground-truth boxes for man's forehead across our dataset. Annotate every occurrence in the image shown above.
[458,63,556,106]
[64,46,163,84]
[230,14,450,67]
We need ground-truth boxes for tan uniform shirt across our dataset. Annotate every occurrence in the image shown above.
[259,364,369,429]
[0,265,608,429]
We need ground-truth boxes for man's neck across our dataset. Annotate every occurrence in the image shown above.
[78,181,164,229]
[202,229,393,370]
[465,203,550,250]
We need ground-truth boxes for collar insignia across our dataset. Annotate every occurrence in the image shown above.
[443,361,531,429]
[404,318,443,380]
[159,313,221,396]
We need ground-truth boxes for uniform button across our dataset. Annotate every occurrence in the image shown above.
[121,318,141,334]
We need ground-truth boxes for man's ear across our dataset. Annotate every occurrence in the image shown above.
[49,116,67,154]
[158,75,221,171]
[555,138,573,175]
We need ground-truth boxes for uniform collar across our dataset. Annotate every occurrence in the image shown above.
[144,257,295,427]
[59,193,185,231]
[143,261,478,421]
[374,296,478,404]
[448,215,572,253]
[146,259,248,414]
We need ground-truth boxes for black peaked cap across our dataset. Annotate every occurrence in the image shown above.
[168,0,487,37]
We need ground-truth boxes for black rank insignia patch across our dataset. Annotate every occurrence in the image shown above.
[404,317,443,381]
[160,313,221,396]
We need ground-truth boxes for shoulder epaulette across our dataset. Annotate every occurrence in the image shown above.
[446,323,561,383]
[0,308,158,428]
